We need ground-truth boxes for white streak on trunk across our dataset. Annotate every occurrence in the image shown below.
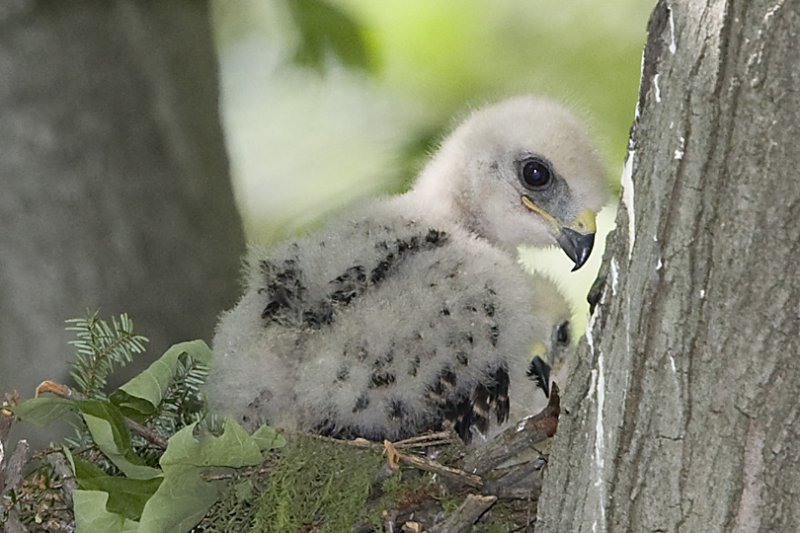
[585,299,607,529]
[610,257,620,296]
[674,136,685,160]
[654,73,662,102]
[621,150,636,260]
[668,5,677,54]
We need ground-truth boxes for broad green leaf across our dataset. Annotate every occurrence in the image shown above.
[160,418,262,469]
[77,399,160,480]
[10,397,75,426]
[78,400,130,450]
[287,0,370,71]
[137,417,266,532]
[110,340,212,418]
[251,424,287,451]
[73,490,138,533]
[76,473,162,521]
[136,464,218,533]
[72,450,162,523]
[72,456,107,480]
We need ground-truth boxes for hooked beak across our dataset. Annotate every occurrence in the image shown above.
[521,196,596,271]
[557,227,595,271]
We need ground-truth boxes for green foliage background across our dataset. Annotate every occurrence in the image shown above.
[213,0,653,239]
[212,0,654,330]
[4,5,656,531]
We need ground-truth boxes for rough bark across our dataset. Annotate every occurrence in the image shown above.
[0,0,245,442]
[537,1,800,531]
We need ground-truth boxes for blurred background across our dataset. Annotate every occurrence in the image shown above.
[0,0,651,444]
[213,0,653,328]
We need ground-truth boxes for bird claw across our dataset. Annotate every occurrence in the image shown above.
[587,272,608,314]
[527,356,552,398]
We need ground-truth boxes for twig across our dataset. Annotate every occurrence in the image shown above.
[4,439,30,496]
[125,418,168,449]
[0,438,32,532]
[395,438,453,449]
[306,431,453,452]
[304,430,482,488]
[394,447,483,489]
[1,409,14,495]
[393,431,453,449]
[1,391,21,495]
[200,466,272,482]
[34,380,168,449]
[483,460,544,500]
[306,433,383,451]
[47,451,77,508]
[430,493,497,533]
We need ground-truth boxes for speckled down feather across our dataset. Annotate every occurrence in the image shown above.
[208,95,608,442]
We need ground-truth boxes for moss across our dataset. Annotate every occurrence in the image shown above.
[380,469,431,500]
[473,499,533,532]
[194,478,262,532]
[439,493,461,515]
[195,434,527,532]
[250,434,383,533]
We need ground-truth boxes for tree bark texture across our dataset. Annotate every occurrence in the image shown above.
[537,1,800,531]
[0,0,245,438]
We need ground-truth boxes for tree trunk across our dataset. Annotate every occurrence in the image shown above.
[0,1,245,441]
[537,1,800,531]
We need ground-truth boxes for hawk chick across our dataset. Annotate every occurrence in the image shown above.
[208,95,607,442]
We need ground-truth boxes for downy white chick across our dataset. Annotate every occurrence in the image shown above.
[208,95,608,442]
[509,276,573,427]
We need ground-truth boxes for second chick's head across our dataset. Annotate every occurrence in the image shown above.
[412,95,609,270]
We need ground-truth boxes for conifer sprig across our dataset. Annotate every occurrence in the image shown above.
[151,353,210,435]
[67,312,148,399]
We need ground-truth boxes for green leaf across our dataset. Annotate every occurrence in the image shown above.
[159,418,263,469]
[110,340,212,418]
[136,464,217,533]
[73,490,139,532]
[76,399,161,480]
[286,0,370,71]
[72,456,107,480]
[72,447,162,523]
[251,424,287,451]
[10,397,75,426]
[76,473,162,521]
[62,445,77,474]
[136,417,266,532]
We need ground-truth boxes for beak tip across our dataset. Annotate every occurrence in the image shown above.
[571,246,593,271]
[558,229,595,271]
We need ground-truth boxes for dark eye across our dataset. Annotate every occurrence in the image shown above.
[556,321,570,345]
[521,158,552,189]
